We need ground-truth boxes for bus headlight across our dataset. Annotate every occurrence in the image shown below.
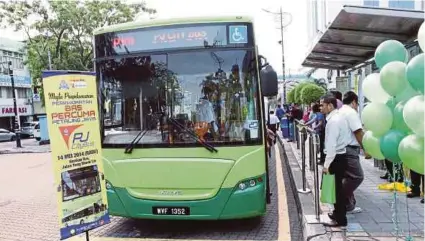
[237,176,263,190]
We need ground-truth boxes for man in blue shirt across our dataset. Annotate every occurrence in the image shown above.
[276,104,285,121]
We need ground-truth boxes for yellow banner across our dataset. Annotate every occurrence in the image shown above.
[42,71,110,240]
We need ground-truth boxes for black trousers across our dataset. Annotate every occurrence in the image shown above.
[329,154,348,225]
[384,159,404,182]
[319,130,326,164]
[410,170,424,194]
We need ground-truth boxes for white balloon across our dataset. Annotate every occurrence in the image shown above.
[362,73,391,103]
[403,95,424,137]
[418,22,425,52]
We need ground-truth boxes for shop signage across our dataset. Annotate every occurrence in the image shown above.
[0,105,32,117]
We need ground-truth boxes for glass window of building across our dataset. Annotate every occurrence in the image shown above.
[388,0,415,9]
[363,0,379,7]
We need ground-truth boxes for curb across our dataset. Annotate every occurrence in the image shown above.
[276,135,328,241]
[0,149,51,154]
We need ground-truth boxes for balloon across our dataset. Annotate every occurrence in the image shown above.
[385,97,397,112]
[363,131,385,160]
[362,73,390,103]
[406,53,424,94]
[379,130,407,163]
[392,101,411,134]
[394,84,420,103]
[403,95,424,137]
[374,40,408,70]
[380,61,408,96]
[418,22,425,51]
[361,102,393,137]
[398,134,424,175]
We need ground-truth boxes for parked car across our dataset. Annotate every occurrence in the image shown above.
[0,128,16,142]
[34,123,41,141]
[21,121,39,137]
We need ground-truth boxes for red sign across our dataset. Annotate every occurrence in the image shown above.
[112,37,135,47]
[59,124,83,149]
[1,106,28,115]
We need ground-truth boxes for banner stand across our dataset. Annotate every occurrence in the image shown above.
[86,231,89,241]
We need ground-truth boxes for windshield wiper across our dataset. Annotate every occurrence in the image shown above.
[124,130,148,154]
[168,117,218,153]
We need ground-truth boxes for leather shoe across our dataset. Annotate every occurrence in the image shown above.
[328,213,335,221]
[323,221,347,228]
[421,198,424,204]
[407,192,420,198]
[380,173,389,179]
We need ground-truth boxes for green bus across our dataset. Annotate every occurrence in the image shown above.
[93,16,278,220]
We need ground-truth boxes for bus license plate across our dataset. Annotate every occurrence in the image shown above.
[152,207,190,215]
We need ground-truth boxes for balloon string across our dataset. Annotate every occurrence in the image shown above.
[391,162,400,240]
[404,177,413,241]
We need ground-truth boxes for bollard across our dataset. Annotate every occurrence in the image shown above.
[312,133,321,220]
[308,133,314,171]
[298,128,311,194]
[295,123,300,149]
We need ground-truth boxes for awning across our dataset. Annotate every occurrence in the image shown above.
[302,5,425,70]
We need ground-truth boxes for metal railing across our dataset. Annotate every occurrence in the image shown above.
[288,118,322,221]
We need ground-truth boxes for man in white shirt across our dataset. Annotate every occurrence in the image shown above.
[320,95,352,228]
[268,110,280,139]
[338,91,367,214]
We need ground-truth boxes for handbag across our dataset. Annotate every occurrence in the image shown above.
[320,174,336,204]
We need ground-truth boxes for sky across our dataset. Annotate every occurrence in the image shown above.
[0,0,309,75]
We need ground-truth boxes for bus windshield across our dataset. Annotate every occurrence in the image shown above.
[99,49,263,147]
[61,166,101,202]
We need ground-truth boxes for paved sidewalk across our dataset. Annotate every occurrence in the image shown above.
[0,139,50,154]
[278,133,424,241]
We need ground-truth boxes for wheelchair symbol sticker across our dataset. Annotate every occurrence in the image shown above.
[229,26,248,44]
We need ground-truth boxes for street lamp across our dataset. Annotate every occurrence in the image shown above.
[262,7,292,103]
[0,61,22,148]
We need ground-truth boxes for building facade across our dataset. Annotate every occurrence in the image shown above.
[0,37,34,130]
[304,0,424,92]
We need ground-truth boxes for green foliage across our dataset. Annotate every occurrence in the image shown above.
[300,83,326,104]
[0,0,155,105]
[293,82,310,104]
[286,88,295,104]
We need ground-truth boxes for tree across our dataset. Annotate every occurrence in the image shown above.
[0,0,156,105]
[286,88,295,104]
[293,82,310,104]
[300,83,326,105]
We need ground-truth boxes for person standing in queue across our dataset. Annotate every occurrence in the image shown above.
[339,91,368,214]
[320,95,352,228]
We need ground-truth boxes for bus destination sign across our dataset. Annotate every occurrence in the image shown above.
[109,25,229,54]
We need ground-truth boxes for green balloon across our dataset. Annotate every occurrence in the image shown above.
[380,61,408,96]
[363,131,385,160]
[395,84,420,103]
[392,101,411,134]
[374,40,408,70]
[361,102,393,137]
[385,97,397,112]
[398,134,424,175]
[403,95,424,137]
[406,53,424,94]
[379,130,407,163]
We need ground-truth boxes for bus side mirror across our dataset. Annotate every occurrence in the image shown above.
[260,65,278,97]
